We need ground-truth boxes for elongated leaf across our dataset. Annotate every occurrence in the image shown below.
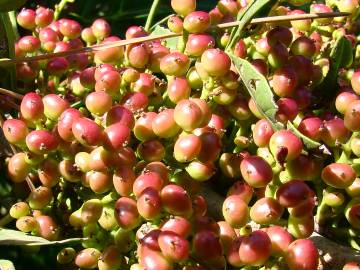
[0,260,15,270]
[0,11,17,89]
[226,0,277,50]
[316,36,353,100]
[229,54,283,130]
[287,121,321,149]
[150,25,178,50]
[0,229,85,246]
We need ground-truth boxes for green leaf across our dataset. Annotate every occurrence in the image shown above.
[150,25,178,50]
[226,0,277,50]
[287,121,321,149]
[0,11,17,89]
[229,54,283,131]
[0,260,15,270]
[0,229,85,246]
[316,36,353,100]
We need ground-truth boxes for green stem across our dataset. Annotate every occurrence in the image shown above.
[316,200,329,226]
[54,0,75,20]
[0,214,13,227]
[144,0,161,32]
[150,14,172,31]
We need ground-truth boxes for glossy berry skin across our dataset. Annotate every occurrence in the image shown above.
[91,18,111,40]
[7,153,30,183]
[171,0,196,16]
[103,123,130,151]
[290,36,316,59]
[35,215,59,241]
[174,134,202,163]
[227,181,253,204]
[174,99,203,131]
[167,77,191,103]
[114,197,140,230]
[201,48,231,77]
[18,36,40,53]
[336,91,359,115]
[298,117,322,142]
[272,66,298,97]
[161,184,193,217]
[137,187,162,220]
[75,248,101,269]
[72,117,103,146]
[85,91,112,115]
[35,7,54,28]
[343,261,360,270]
[183,11,210,34]
[322,118,350,146]
[345,100,360,131]
[239,230,272,266]
[43,94,70,121]
[105,105,134,128]
[276,98,298,123]
[266,26,293,47]
[160,52,190,76]
[138,245,173,270]
[351,71,360,95]
[269,130,303,162]
[158,231,189,262]
[26,130,58,154]
[263,225,293,255]
[240,156,273,188]
[276,180,310,207]
[152,109,180,138]
[321,163,356,189]
[134,112,157,141]
[253,119,274,147]
[133,172,164,198]
[20,92,44,122]
[222,195,249,228]
[192,230,222,260]
[285,239,319,270]
[3,119,29,146]
[17,9,36,30]
[185,34,215,57]
[250,197,284,225]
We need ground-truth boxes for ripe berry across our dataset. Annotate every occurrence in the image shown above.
[201,48,231,77]
[183,11,210,34]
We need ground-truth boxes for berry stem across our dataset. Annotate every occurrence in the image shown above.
[54,0,75,20]
[144,0,161,32]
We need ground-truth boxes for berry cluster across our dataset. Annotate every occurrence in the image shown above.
[2,0,360,269]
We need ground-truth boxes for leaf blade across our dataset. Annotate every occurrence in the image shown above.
[226,0,277,50]
[0,228,85,246]
[316,36,353,101]
[150,25,178,50]
[287,121,321,149]
[229,54,283,131]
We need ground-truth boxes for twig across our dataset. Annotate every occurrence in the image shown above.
[0,88,23,100]
[1,98,20,111]
[0,12,349,66]
[144,0,161,31]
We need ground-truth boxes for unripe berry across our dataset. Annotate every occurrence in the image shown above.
[171,0,196,17]
[91,18,111,40]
